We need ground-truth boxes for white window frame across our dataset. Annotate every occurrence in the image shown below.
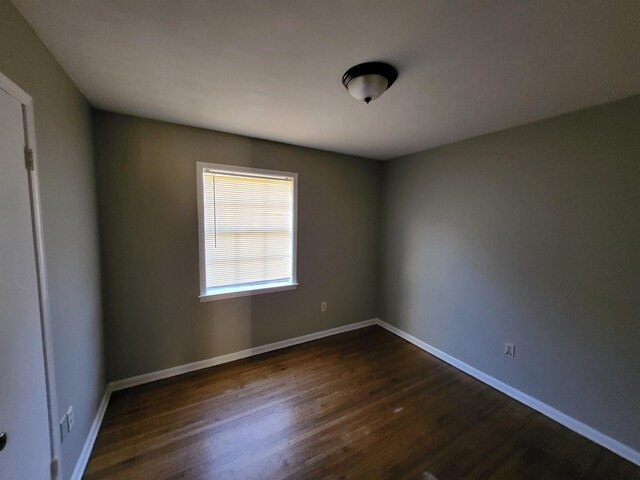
[196,162,298,301]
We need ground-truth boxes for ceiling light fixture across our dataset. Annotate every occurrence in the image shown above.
[342,62,398,104]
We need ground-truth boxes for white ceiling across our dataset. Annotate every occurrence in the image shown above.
[13,0,640,160]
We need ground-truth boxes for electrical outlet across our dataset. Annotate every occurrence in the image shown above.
[505,343,515,358]
[320,301,327,312]
[67,406,74,432]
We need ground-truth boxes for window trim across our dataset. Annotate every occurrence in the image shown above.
[196,162,298,301]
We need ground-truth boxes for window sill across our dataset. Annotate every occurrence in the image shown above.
[199,282,298,302]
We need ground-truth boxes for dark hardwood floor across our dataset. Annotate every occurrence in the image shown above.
[84,326,640,479]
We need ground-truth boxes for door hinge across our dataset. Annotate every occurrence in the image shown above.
[24,147,34,171]
[50,458,59,478]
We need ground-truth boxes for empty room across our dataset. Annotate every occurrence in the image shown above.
[1,1,639,479]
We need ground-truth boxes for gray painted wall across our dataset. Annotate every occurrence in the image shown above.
[93,111,381,381]
[5,0,638,465]
[0,1,105,478]
[380,96,640,451]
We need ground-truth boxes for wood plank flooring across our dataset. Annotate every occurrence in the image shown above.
[84,326,640,479]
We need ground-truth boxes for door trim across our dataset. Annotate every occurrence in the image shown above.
[0,71,61,477]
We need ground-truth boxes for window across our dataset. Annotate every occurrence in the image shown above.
[196,162,297,300]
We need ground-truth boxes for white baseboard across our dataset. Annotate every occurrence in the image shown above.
[69,316,640,480]
[375,318,640,468]
[70,385,112,480]
[110,318,377,391]
[69,318,377,478]
[71,318,378,480]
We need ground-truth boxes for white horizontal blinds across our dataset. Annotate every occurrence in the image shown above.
[203,170,293,290]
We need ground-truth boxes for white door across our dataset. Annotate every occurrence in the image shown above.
[0,86,52,478]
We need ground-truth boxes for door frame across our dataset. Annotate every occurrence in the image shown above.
[0,71,61,477]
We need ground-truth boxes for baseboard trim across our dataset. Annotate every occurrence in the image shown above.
[69,317,639,480]
[70,385,112,480]
[71,318,377,479]
[110,318,377,392]
[375,318,640,467]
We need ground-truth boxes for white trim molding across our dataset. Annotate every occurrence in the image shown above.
[200,281,298,302]
[71,318,377,478]
[70,317,640,480]
[70,387,112,480]
[375,319,640,468]
[111,318,376,391]
[1,70,61,477]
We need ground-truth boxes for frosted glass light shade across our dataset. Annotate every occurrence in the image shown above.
[342,62,398,104]
[346,74,389,104]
